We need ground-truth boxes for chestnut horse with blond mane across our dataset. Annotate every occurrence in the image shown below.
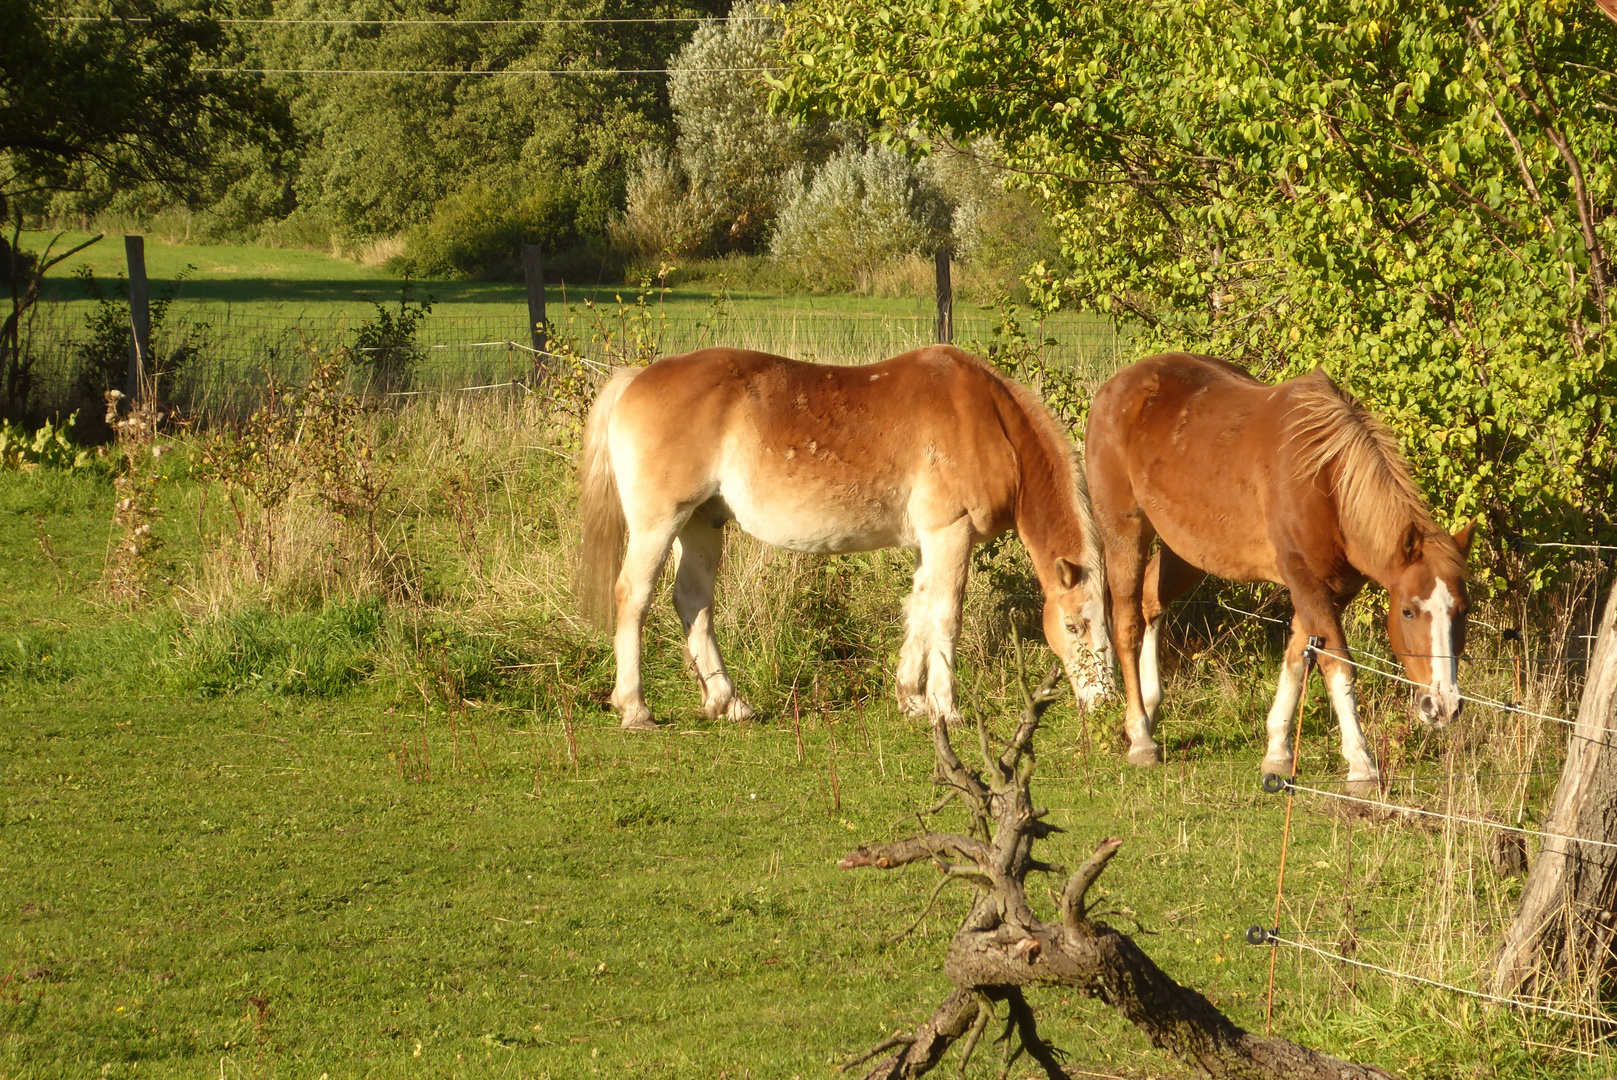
[1086,354,1474,794]
[577,345,1112,729]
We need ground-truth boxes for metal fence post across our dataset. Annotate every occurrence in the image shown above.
[934,248,952,345]
[521,244,547,380]
[125,235,151,401]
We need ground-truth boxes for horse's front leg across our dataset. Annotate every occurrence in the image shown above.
[917,522,973,725]
[1317,614,1379,798]
[611,522,680,730]
[1261,623,1310,778]
[672,515,753,722]
[1269,583,1379,795]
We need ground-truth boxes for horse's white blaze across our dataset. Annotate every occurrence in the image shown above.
[1065,592,1116,712]
[1418,577,1460,719]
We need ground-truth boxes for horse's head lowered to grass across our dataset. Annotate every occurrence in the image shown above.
[1040,554,1114,712]
[1383,521,1475,725]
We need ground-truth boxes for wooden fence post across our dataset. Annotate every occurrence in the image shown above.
[125,235,151,401]
[1492,575,1617,998]
[934,248,953,345]
[521,244,547,380]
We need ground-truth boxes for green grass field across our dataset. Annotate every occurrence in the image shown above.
[0,378,1609,1080]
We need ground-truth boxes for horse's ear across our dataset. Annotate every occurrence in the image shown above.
[1452,520,1476,558]
[1054,557,1085,590]
[1400,523,1424,565]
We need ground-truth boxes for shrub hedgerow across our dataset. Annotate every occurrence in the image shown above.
[770,144,951,288]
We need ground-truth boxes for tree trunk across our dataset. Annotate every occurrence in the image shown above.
[1492,576,1617,998]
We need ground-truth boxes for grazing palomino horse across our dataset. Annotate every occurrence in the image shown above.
[577,345,1112,729]
[1085,354,1474,793]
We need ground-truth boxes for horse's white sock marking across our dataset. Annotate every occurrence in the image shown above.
[1328,669,1376,782]
[1140,617,1163,720]
[896,566,930,716]
[1263,654,1306,773]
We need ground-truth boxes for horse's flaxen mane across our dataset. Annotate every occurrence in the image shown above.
[973,355,1107,589]
[1286,369,1466,578]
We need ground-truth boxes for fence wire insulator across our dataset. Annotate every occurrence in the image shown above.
[1262,773,1292,795]
[1246,925,1277,946]
[1302,634,1325,662]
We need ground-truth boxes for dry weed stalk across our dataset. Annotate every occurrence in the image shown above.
[839,660,1399,1079]
[102,389,171,605]
[196,348,407,607]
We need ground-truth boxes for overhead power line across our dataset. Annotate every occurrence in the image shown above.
[193,66,771,75]
[49,15,774,26]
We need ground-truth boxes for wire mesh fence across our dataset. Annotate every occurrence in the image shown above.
[15,295,1130,422]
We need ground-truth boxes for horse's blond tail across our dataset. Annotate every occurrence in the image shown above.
[577,367,639,630]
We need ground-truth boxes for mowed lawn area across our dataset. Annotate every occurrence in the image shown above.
[0,462,1605,1080]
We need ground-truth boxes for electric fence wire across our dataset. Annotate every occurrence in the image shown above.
[1311,645,1578,728]
[1251,931,1615,1025]
[1277,778,1617,854]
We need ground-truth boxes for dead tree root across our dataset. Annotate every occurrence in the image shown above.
[836,665,1401,1080]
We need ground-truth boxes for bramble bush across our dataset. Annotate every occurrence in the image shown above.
[73,264,208,403]
[352,278,432,394]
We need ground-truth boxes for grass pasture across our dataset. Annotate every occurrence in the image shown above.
[1,235,1613,1079]
[1,373,1612,1080]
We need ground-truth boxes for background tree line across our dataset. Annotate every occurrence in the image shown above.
[9,0,1056,290]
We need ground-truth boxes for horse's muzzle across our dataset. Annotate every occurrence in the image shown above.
[1418,692,1462,727]
[1068,656,1117,713]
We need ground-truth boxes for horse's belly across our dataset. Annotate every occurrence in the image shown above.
[723,484,912,554]
[732,507,910,554]
[1155,520,1282,585]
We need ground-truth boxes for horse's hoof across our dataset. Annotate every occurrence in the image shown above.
[898,694,928,720]
[934,710,966,729]
[1343,776,1381,800]
[725,698,755,723]
[1127,744,1163,767]
[617,701,656,730]
[1261,756,1294,779]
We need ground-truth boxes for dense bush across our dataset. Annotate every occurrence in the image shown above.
[398,174,613,280]
[777,0,1617,579]
[613,147,721,263]
[770,144,951,287]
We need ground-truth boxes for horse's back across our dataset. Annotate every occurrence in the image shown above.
[608,346,1022,552]
[1086,353,1329,583]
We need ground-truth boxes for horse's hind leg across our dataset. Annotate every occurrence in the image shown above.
[1139,547,1206,722]
[1101,517,1161,766]
[895,549,930,718]
[916,520,973,724]
[611,518,683,730]
[672,513,752,723]
[1262,622,1311,778]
